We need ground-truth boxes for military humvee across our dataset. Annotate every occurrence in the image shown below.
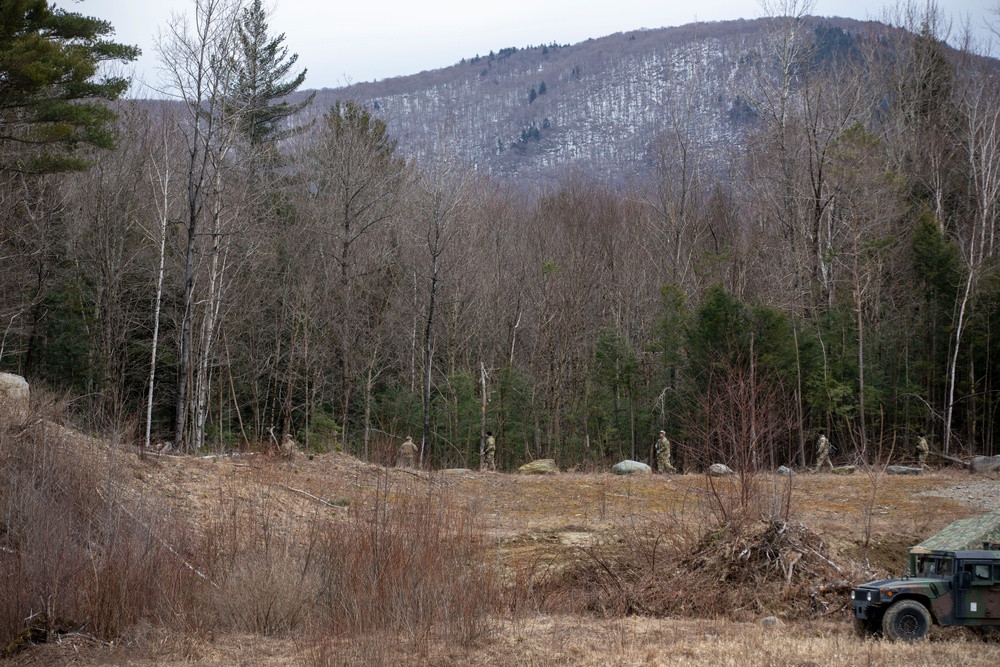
[851,509,1000,641]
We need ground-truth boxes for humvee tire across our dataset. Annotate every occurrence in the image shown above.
[882,600,931,641]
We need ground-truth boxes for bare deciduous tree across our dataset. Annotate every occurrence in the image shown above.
[303,101,407,449]
[157,0,248,450]
[413,145,472,465]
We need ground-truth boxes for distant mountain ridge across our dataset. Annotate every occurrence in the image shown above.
[295,17,900,185]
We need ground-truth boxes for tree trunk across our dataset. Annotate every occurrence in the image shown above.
[146,130,170,450]
[480,361,487,470]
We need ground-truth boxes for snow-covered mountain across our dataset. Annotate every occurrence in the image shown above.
[300,17,894,185]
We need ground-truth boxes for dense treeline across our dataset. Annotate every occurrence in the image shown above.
[1,1,999,471]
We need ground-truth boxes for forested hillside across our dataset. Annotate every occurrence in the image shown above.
[2,1,999,471]
[320,16,880,184]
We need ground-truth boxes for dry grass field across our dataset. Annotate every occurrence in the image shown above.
[2,408,1000,666]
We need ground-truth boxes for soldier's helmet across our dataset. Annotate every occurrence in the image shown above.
[659,430,666,435]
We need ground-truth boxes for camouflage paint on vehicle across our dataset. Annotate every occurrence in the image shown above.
[913,508,1000,552]
[851,510,1000,639]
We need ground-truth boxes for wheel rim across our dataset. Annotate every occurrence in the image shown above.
[898,611,925,638]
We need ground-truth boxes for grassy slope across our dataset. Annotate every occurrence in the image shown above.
[4,425,1000,666]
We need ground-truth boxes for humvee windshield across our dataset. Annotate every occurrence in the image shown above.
[916,556,952,576]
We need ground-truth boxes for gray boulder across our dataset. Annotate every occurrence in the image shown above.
[708,463,734,477]
[0,372,29,420]
[777,466,796,477]
[832,465,856,475]
[518,459,559,475]
[887,465,924,475]
[970,455,1000,474]
[612,460,651,475]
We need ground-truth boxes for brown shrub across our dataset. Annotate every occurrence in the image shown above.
[313,471,499,646]
[0,395,193,652]
[194,466,323,636]
[185,465,500,650]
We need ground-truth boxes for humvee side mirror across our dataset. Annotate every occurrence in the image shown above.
[960,571,972,589]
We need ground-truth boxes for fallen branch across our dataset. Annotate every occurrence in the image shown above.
[96,487,219,589]
[55,631,108,648]
[806,546,842,573]
[140,451,187,460]
[141,450,252,467]
[276,483,349,509]
[932,450,969,467]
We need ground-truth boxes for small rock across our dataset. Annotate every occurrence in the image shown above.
[0,372,29,421]
[777,466,796,477]
[760,616,781,627]
[518,459,559,475]
[887,465,923,475]
[612,460,651,475]
[832,465,856,475]
[441,468,472,475]
[708,463,734,477]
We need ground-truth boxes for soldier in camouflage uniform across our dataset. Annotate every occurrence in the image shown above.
[813,429,834,472]
[280,433,296,458]
[398,436,418,468]
[655,430,675,473]
[484,431,496,471]
[916,431,930,470]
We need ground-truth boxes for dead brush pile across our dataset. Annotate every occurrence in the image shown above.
[675,518,866,619]
[539,516,871,622]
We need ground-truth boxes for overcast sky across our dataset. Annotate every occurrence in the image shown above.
[73,0,996,94]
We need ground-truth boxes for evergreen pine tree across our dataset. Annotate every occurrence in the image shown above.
[229,0,314,146]
[0,0,138,173]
